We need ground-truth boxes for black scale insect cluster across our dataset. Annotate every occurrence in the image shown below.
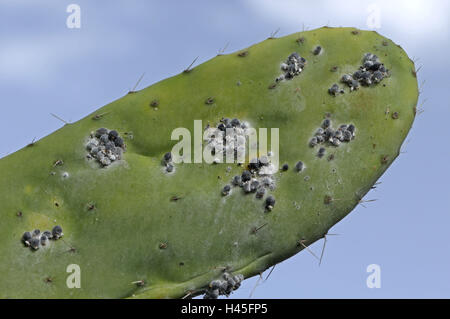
[86,128,126,167]
[207,117,249,163]
[309,118,356,157]
[22,225,63,251]
[224,155,277,211]
[162,151,174,173]
[161,117,250,172]
[329,52,389,96]
[276,52,307,82]
[203,272,244,299]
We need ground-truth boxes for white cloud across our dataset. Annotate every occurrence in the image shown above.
[245,0,449,47]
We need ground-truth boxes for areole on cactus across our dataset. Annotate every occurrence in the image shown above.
[0,27,418,298]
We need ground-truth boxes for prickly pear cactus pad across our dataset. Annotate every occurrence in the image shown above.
[0,27,418,299]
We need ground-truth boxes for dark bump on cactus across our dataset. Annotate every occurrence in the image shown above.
[295,161,304,172]
[255,187,266,199]
[150,99,159,107]
[328,83,344,96]
[313,45,322,55]
[232,175,242,187]
[221,185,231,196]
[317,147,326,158]
[296,36,305,44]
[22,232,31,246]
[40,235,48,246]
[205,97,215,105]
[237,50,248,57]
[42,230,52,239]
[52,225,63,239]
[30,238,40,250]
[265,195,276,211]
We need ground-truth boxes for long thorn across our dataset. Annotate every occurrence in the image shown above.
[50,113,69,124]
[264,264,276,282]
[131,72,145,92]
[92,111,111,120]
[319,236,327,266]
[60,238,75,251]
[319,232,341,266]
[359,199,378,208]
[420,98,428,108]
[371,181,382,189]
[298,240,320,261]
[269,27,280,38]
[181,291,192,299]
[218,42,230,55]
[359,198,378,205]
[252,223,268,234]
[419,79,426,89]
[249,273,263,298]
[27,137,37,147]
[418,79,426,95]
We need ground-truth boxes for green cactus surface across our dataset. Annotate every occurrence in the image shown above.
[0,27,418,298]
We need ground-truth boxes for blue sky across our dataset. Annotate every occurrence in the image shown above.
[0,0,449,298]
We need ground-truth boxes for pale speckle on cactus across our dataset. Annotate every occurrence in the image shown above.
[0,27,418,298]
